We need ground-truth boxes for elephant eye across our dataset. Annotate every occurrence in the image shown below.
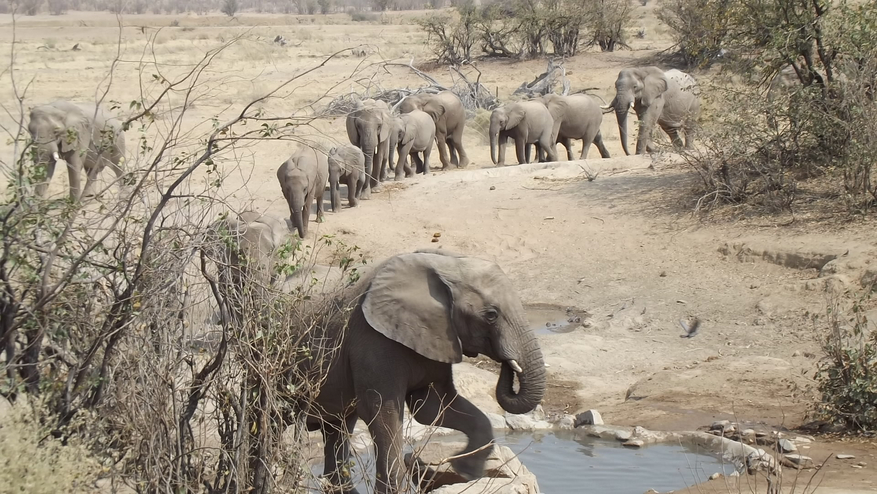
[483,308,499,323]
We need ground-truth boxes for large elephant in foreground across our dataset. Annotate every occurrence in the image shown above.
[388,109,436,180]
[346,99,391,196]
[303,249,546,494]
[538,93,611,160]
[28,100,126,200]
[605,67,700,155]
[489,101,557,166]
[276,146,329,238]
[397,91,470,169]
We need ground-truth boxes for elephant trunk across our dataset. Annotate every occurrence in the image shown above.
[360,133,379,187]
[387,131,397,172]
[330,182,340,213]
[489,120,500,165]
[291,192,306,238]
[494,330,546,415]
[613,95,633,156]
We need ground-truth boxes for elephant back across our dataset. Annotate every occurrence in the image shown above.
[329,144,365,174]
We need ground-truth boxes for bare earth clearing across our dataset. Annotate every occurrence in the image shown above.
[1,8,876,492]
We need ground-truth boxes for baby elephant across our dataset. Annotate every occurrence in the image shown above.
[327,144,367,211]
[28,100,126,200]
[389,109,436,180]
[277,146,329,238]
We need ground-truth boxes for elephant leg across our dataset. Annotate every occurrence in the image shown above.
[80,163,102,198]
[434,131,452,170]
[357,389,405,494]
[66,154,84,200]
[497,136,507,166]
[422,145,432,176]
[514,137,527,165]
[592,131,611,159]
[315,187,325,223]
[406,385,494,480]
[447,137,458,167]
[412,153,425,176]
[451,125,469,168]
[34,157,57,198]
[636,102,663,155]
[539,134,558,162]
[345,176,358,208]
[321,414,361,493]
[558,137,574,161]
[664,125,685,149]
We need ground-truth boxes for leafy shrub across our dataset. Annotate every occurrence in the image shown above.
[656,0,734,67]
[811,288,877,431]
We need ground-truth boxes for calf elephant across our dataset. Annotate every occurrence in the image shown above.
[276,146,329,238]
[346,99,391,196]
[301,249,546,494]
[489,101,557,166]
[388,109,436,180]
[538,93,611,160]
[327,144,367,210]
[28,100,126,200]
[397,91,470,169]
[605,66,701,155]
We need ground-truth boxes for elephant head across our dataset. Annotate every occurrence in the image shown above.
[347,99,391,187]
[489,105,525,165]
[28,102,89,169]
[361,250,546,414]
[606,67,668,155]
[277,153,317,238]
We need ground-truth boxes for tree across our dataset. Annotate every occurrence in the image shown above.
[221,0,239,16]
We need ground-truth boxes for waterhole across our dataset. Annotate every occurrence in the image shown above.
[525,303,589,335]
[311,430,734,493]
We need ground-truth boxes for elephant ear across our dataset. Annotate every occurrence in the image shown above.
[505,106,525,129]
[60,107,89,154]
[378,112,391,142]
[640,72,669,108]
[362,253,463,363]
[421,100,446,120]
[346,115,360,147]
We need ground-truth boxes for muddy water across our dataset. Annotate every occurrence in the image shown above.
[312,430,735,493]
[525,303,590,335]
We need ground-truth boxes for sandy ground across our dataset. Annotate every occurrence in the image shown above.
[2,8,876,492]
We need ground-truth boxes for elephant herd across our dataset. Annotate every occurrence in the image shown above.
[22,65,701,493]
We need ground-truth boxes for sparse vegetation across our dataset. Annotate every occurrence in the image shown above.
[221,0,239,16]
[419,0,634,63]
[811,287,877,431]
[678,0,877,214]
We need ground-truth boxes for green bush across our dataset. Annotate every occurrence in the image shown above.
[811,288,877,431]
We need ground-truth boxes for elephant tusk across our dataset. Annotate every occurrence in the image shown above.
[52,151,60,161]
[508,360,523,374]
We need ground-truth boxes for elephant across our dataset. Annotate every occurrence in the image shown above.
[397,91,470,170]
[489,101,557,166]
[605,66,701,155]
[327,144,367,211]
[276,145,329,239]
[27,100,126,200]
[204,210,288,322]
[385,115,405,174]
[388,109,436,180]
[300,249,546,494]
[538,93,611,160]
[346,98,391,196]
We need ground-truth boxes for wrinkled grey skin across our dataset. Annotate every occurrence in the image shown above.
[346,99,391,196]
[276,146,329,238]
[489,101,557,166]
[397,91,470,169]
[327,144,367,210]
[204,210,288,323]
[388,109,436,180]
[302,249,547,494]
[538,93,611,160]
[605,67,701,155]
[28,100,126,200]
[385,115,405,174]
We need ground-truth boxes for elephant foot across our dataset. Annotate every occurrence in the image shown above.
[371,184,383,193]
[451,453,487,481]
[457,157,469,168]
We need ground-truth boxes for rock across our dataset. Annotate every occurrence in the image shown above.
[505,406,547,431]
[622,439,644,448]
[778,439,797,453]
[489,186,496,190]
[851,464,863,469]
[791,435,814,444]
[485,412,507,430]
[746,449,782,475]
[783,454,815,469]
[710,420,731,431]
[709,472,722,480]
[574,409,604,427]
[614,430,632,442]
[835,454,856,460]
[408,442,540,494]
[551,414,576,430]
